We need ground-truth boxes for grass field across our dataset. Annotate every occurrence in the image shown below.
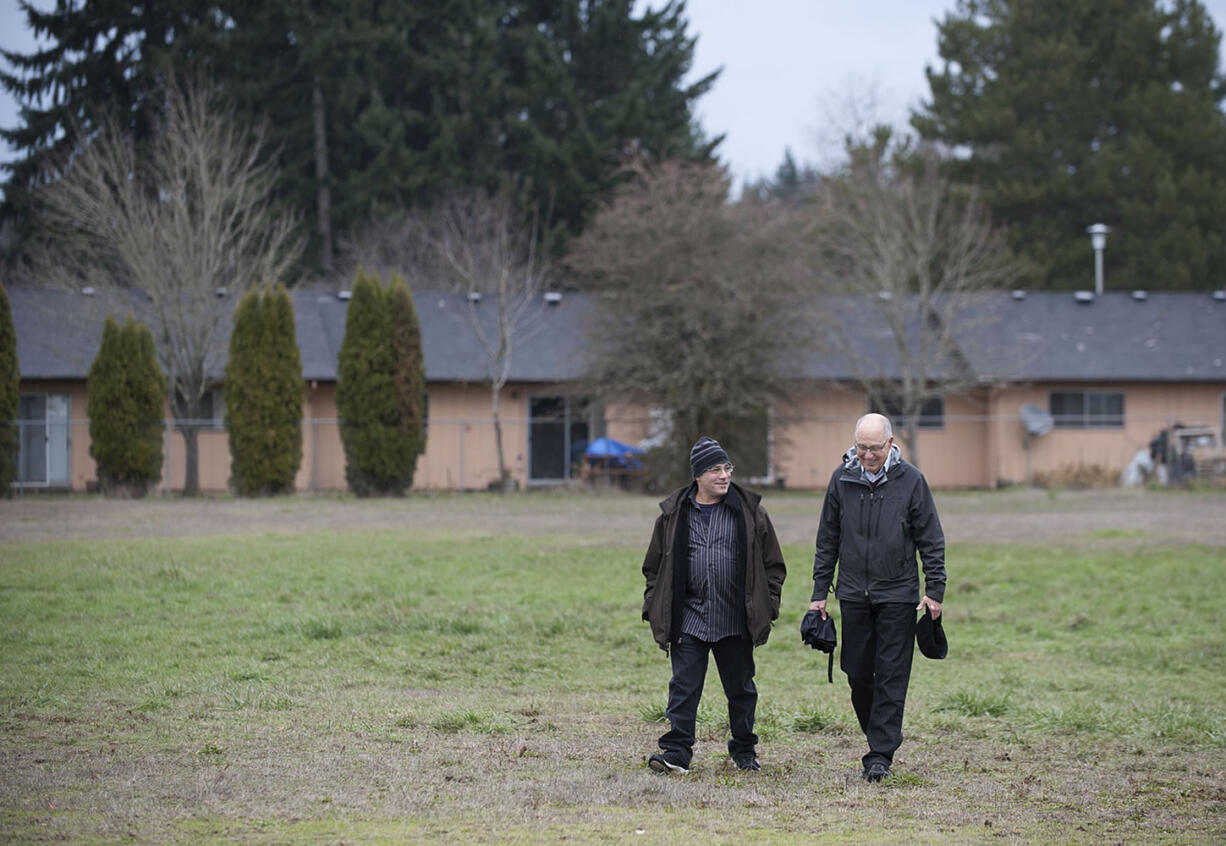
[2,490,1225,843]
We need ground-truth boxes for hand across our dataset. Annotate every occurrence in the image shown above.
[808,599,827,619]
[917,595,942,620]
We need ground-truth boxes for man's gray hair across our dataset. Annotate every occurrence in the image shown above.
[855,413,893,440]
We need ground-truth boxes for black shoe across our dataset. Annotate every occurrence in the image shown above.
[734,753,760,771]
[647,752,689,774]
[862,762,890,782]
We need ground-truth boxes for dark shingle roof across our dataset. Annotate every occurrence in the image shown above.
[10,285,1225,385]
[9,286,153,379]
[10,284,593,383]
[967,290,1226,382]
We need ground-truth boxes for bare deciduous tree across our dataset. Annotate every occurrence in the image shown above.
[565,160,810,485]
[807,129,1021,467]
[31,77,302,494]
[345,190,548,491]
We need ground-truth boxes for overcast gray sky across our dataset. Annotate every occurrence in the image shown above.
[3,0,1226,188]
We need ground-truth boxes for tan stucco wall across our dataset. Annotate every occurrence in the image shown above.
[771,387,991,490]
[986,383,1226,486]
[20,378,1225,493]
[416,384,531,491]
[294,382,536,492]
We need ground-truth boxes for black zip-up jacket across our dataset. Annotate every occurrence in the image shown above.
[811,447,945,605]
[642,481,787,652]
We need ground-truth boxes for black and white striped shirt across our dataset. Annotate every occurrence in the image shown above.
[680,495,747,641]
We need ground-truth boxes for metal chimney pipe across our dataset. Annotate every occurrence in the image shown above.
[1087,223,1110,295]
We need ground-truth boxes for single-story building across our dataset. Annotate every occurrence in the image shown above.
[9,283,1226,492]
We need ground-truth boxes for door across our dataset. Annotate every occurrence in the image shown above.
[528,396,591,482]
[17,393,70,486]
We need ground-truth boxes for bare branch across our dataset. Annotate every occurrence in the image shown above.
[29,76,303,494]
[807,140,1021,466]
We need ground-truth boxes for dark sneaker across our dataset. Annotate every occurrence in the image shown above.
[862,762,890,782]
[647,752,689,774]
[734,753,760,771]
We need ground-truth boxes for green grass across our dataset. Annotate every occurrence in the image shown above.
[2,498,1226,843]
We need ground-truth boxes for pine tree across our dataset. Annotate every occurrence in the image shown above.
[0,284,19,493]
[225,284,304,495]
[0,1,220,250]
[87,315,166,496]
[913,0,1226,289]
[335,268,418,495]
[4,1,718,270]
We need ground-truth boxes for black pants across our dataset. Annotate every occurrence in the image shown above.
[840,599,917,767]
[658,633,757,766]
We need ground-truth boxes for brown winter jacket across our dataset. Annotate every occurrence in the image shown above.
[641,481,787,652]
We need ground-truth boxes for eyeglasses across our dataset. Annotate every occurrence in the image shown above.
[855,442,888,454]
[703,463,734,476]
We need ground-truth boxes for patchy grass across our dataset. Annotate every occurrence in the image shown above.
[1,496,1225,843]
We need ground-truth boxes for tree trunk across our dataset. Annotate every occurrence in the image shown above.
[180,425,200,496]
[313,77,333,274]
[490,380,510,492]
[901,422,919,470]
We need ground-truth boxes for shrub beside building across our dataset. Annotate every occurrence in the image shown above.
[225,283,304,495]
[87,315,166,496]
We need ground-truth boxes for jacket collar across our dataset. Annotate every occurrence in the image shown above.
[659,480,757,515]
[840,443,906,484]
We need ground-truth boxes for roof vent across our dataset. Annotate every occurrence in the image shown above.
[81,286,96,296]
[543,291,563,305]
[1214,290,1226,302]
[336,290,352,300]
[1073,291,1095,304]
[1131,290,1148,301]
[467,291,483,304]
[1011,289,1026,300]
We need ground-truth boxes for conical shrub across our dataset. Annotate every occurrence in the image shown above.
[87,315,166,496]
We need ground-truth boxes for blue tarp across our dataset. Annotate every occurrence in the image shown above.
[584,437,644,470]
[584,437,644,458]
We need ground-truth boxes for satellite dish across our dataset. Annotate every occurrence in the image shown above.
[1020,404,1054,437]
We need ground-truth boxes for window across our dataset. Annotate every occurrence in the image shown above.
[1049,390,1124,429]
[174,387,225,429]
[874,395,945,430]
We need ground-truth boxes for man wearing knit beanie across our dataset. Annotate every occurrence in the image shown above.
[641,435,788,774]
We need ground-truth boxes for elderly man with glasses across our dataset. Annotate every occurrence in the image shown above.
[641,436,787,774]
[809,413,946,783]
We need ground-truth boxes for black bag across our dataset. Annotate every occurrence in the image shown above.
[800,609,837,683]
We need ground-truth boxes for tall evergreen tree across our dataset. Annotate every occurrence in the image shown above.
[745,148,821,203]
[3,0,718,271]
[388,274,427,489]
[0,0,222,251]
[87,315,166,497]
[0,284,18,494]
[335,268,418,495]
[225,284,304,495]
[913,0,1226,290]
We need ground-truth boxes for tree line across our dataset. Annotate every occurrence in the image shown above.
[0,0,716,273]
[3,0,1225,493]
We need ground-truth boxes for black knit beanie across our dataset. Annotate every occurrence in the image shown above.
[690,436,729,478]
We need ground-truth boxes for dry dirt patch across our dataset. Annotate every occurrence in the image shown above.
[1,487,1223,547]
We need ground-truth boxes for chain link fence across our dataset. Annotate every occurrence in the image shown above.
[7,411,1224,494]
